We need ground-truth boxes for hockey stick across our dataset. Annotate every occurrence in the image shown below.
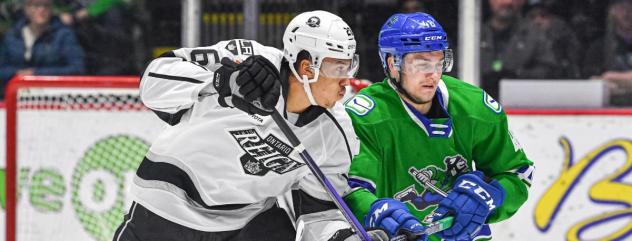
[406,168,454,237]
[271,109,454,240]
[270,110,372,241]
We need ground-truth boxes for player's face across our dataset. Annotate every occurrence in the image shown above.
[311,58,354,108]
[399,51,444,104]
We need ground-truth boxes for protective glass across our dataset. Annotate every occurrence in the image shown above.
[319,54,360,78]
[399,49,453,75]
[401,55,445,75]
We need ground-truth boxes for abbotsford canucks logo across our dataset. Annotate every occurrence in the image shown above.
[230,129,304,176]
[394,155,469,222]
[306,16,320,27]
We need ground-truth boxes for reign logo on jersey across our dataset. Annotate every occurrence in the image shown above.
[230,129,304,176]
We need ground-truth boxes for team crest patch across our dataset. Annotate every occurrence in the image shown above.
[230,129,304,176]
[483,91,502,113]
[306,16,320,27]
[344,94,375,116]
[395,155,470,214]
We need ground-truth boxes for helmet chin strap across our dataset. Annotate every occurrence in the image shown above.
[289,64,319,106]
[389,69,425,105]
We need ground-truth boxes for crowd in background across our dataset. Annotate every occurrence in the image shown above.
[0,0,631,105]
[0,0,146,98]
[480,0,632,105]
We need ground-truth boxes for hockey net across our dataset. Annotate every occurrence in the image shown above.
[3,76,164,241]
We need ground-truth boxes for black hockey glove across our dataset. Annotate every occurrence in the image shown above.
[213,56,281,116]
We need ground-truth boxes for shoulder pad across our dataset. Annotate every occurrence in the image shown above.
[344,94,376,116]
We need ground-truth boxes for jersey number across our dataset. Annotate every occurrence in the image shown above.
[190,49,220,66]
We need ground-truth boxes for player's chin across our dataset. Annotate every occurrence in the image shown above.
[323,98,339,109]
[418,90,436,101]
[412,94,434,104]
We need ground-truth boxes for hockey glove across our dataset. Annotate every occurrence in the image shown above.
[432,171,505,241]
[365,199,428,241]
[213,55,281,116]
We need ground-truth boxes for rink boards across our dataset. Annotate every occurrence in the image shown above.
[1,109,632,241]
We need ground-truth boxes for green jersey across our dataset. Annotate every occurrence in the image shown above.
[343,75,534,240]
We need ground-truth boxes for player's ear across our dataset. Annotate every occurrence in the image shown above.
[387,56,399,79]
[298,58,314,79]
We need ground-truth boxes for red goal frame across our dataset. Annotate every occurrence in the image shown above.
[4,75,140,241]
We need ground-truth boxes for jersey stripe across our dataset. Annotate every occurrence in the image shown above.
[510,165,535,187]
[136,157,249,210]
[324,110,353,163]
[148,72,204,84]
[348,176,377,194]
[114,202,138,241]
[151,108,191,126]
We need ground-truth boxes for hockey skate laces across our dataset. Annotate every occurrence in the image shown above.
[319,54,359,79]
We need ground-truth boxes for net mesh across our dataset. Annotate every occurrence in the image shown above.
[5,77,163,241]
[17,88,144,111]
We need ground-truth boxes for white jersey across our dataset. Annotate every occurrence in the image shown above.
[131,39,360,232]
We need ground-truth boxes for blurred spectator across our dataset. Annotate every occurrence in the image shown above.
[0,0,23,39]
[480,0,580,98]
[60,0,137,75]
[399,0,425,13]
[558,0,607,49]
[583,0,632,105]
[526,3,581,74]
[0,0,84,98]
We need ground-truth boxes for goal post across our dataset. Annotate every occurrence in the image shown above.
[4,75,163,241]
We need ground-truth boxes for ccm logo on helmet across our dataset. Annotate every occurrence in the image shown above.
[424,36,444,41]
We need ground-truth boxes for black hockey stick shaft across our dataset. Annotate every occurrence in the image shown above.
[270,110,372,241]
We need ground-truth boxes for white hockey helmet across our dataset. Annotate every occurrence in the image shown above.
[283,10,359,106]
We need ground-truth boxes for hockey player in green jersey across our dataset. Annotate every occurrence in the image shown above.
[343,12,535,241]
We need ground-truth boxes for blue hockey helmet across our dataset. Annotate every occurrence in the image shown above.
[378,12,453,75]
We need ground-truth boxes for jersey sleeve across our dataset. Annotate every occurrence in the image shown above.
[343,120,381,222]
[472,109,535,223]
[139,40,283,125]
[139,45,226,115]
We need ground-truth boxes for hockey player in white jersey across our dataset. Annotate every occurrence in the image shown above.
[112,10,380,241]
